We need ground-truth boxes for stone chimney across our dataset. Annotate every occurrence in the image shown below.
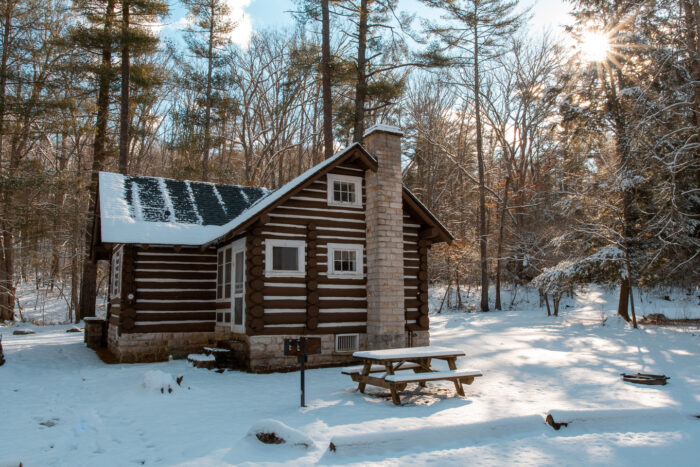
[363,124,406,349]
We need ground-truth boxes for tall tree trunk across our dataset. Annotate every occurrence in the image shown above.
[321,0,333,158]
[353,0,368,142]
[0,1,15,321]
[118,1,130,175]
[682,0,700,188]
[604,61,634,322]
[202,4,215,181]
[78,0,114,322]
[473,17,489,312]
[495,176,509,310]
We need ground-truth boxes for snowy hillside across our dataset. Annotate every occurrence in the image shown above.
[0,286,698,466]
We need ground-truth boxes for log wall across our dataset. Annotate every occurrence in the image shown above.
[126,246,217,334]
[248,163,369,336]
[246,162,434,337]
[404,209,430,331]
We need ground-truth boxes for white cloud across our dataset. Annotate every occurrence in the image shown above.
[225,0,253,49]
[163,1,253,49]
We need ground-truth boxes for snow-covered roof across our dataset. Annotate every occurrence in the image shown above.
[99,141,453,246]
[200,143,368,245]
[99,172,268,245]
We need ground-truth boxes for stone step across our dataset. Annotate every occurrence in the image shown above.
[187,353,217,369]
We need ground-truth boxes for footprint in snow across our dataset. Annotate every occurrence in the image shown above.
[39,417,59,427]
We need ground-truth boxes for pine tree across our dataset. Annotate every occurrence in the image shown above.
[181,0,235,181]
[117,0,168,175]
[422,0,524,311]
[70,0,119,321]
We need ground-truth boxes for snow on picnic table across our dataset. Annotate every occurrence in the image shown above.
[352,346,465,360]
[0,286,699,466]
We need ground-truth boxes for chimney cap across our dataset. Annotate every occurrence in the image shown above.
[363,124,404,138]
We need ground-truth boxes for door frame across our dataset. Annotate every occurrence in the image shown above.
[229,238,246,333]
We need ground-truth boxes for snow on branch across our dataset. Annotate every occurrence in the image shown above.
[531,245,626,292]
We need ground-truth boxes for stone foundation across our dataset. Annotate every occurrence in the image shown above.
[245,334,368,372]
[409,330,430,347]
[107,325,215,363]
[103,326,429,368]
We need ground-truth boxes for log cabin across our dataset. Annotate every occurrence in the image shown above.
[92,125,453,370]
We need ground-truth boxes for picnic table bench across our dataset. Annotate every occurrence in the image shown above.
[345,346,483,405]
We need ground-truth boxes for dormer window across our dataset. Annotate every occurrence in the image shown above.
[327,173,362,208]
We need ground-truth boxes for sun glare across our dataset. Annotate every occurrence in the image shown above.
[580,30,610,62]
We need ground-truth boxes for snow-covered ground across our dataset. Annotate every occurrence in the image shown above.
[1,286,698,466]
[11,283,108,325]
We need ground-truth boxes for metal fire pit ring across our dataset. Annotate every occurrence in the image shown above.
[621,373,670,385]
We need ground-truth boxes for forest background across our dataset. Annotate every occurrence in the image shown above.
[0,0,697,324]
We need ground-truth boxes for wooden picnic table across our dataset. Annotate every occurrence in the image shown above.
[344,346,482,405]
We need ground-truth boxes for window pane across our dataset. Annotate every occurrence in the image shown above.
[272,246,298,271]
[333,180,356,204]
[217,252,223,290]
[333,249,357,272]
[234,251,244,294]
[224,311,231,323]
[225,248,232,298]
[234,297,243,325]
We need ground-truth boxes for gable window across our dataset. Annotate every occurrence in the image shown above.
[327,243,364,278]
[327,173,362,208]
[110,245,123,299]
[265,239,305,277]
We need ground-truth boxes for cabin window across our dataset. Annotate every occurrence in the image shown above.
[335,333,359,353]
[327,173,362,208]
[110,245,123,299]
[265,239,305,277]
[327,243,363,278]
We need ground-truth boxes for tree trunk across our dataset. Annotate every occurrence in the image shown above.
[495,177,509,310]
[456,275,463,308]
[201,3,215,181]
[0,228,14,321]
[552,292,560,317]
[544,292,551,316]
[617,279,631,321]
[353,0,368,142]
[606,63,634,323]
[473,16,489,312]
[70,244,79,323]
[625,249,638,328]
[321,0,333,158]
[78,0,114,322]
[0,1,15,321]
[118,1,130,175]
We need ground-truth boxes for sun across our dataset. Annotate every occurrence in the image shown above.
[580,30,610,62]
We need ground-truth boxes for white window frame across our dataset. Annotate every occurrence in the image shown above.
[265,239,306,277]
[335,333,359,353]
[327,243,364,279]
[110,245,124,299]
[327,173,362,208]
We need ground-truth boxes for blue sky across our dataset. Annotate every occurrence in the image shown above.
[243,0,573,34]
[164,0,573,48]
